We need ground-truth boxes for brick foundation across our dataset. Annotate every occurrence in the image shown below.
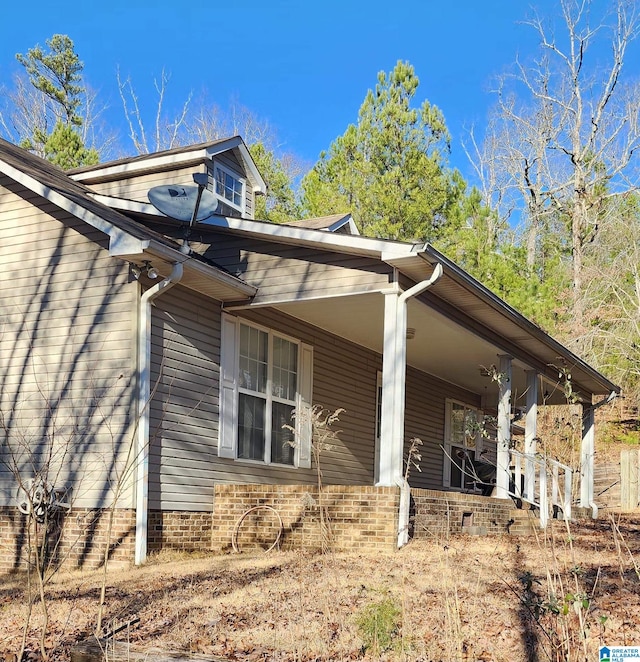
[212,484,400,552]
[0,507,135,572]
[2,486,595,571]
[411,489,527,537]
[148,510,213,552]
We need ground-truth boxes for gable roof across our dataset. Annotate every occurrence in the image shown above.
[286,213,359,234]
[69,135,267,195]
[0,138,256,302]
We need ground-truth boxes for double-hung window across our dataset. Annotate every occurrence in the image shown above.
[443,399,484,491]
[219,314,313,467]
[213,163,245,214]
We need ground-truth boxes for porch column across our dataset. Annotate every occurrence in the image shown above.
[580,405,596,512]
[524,370,538,501]
[378,290,405,486]
[496,355,512,499]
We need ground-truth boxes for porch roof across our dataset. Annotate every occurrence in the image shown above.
[196,214,619,406]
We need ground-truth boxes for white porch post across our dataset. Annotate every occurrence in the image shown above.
[378,290,405,486]
[496,355,512,499]
[524,370,538,501]
[580,405,596,512]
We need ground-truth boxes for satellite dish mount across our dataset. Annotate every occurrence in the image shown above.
[147,172,218,254]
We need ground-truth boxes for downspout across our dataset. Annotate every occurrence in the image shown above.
[134,261,184,565]
[395,263,443,548]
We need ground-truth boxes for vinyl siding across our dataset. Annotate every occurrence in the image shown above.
[148,286,222,511]
[147,296,379,511]
[88,169,195,201]
[87,149,255,218]
[0,178,137,509]
[200,235,392,303]
[147,290,479,511]
[404,367,481,490]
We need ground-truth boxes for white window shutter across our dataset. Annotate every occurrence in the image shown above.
[442,399,452,487]
[296,343,313,468]
[218,314,238,458]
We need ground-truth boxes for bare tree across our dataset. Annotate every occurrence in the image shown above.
[472,0,640,332]
[0,74,49,155]
[117,67,193,154]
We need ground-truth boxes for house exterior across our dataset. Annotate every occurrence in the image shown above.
[0,136,619,569]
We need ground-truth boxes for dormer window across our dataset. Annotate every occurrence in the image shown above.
[214,163,245,214]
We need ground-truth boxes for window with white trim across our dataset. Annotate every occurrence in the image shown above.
[219,314,313,467]
[214,162,245,213]
[443,399,485,491]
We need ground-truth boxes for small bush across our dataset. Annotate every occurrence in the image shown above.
[355,596,401,655]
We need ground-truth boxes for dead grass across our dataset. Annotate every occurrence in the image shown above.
[1,514,640,661]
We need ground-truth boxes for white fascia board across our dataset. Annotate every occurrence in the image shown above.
[0,158,149,256]
[201,215,419,258]
[418,246,620,395]
[71,136,267,193]
[146,243,257,296]
[71,137,240,183]
[212,137,266,194]
[70,148,210,183]
[326,214,361,235]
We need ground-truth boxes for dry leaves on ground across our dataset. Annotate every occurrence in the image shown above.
[1,514,639,661]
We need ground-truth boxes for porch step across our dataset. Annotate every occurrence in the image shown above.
[507,508,540,536]
[461,524,487,535]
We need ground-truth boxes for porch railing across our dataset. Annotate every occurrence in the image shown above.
[509,450,573,529]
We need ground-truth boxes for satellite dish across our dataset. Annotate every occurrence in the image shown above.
[148,184,218,223]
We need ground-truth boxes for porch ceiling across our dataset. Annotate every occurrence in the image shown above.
[274,292,555,408]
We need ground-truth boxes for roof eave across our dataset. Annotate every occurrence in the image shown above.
[70,136,267,193]
[416,245,620,397]
[0,154,256,302]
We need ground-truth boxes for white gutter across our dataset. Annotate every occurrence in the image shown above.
[394,263,443,548]
[134,261,184,565]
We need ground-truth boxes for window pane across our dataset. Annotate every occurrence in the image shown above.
[272,336,297,401]
[451,403,465,444]
[238,394,265,460]
[450,449,463,489]
[239,324,267,393]
[215,167,243,208]
[271,402,295,465]
[464,409,477,449]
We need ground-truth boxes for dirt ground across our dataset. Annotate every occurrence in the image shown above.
[1,513,639,662]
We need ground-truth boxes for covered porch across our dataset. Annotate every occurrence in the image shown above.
[266,245,618,537]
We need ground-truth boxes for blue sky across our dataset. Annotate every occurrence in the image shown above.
[0,1,631,184]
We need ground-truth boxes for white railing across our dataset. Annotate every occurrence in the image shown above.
[509,450,573,529]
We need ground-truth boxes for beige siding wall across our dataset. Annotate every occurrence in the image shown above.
[148,286,222,511]
[147,289,482,511]
[87,149,255,218]
[0,179,137,510]
[147,296,378,511]
[201,235,392,303]
[88,169,196,201]
[404,367,481,490]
